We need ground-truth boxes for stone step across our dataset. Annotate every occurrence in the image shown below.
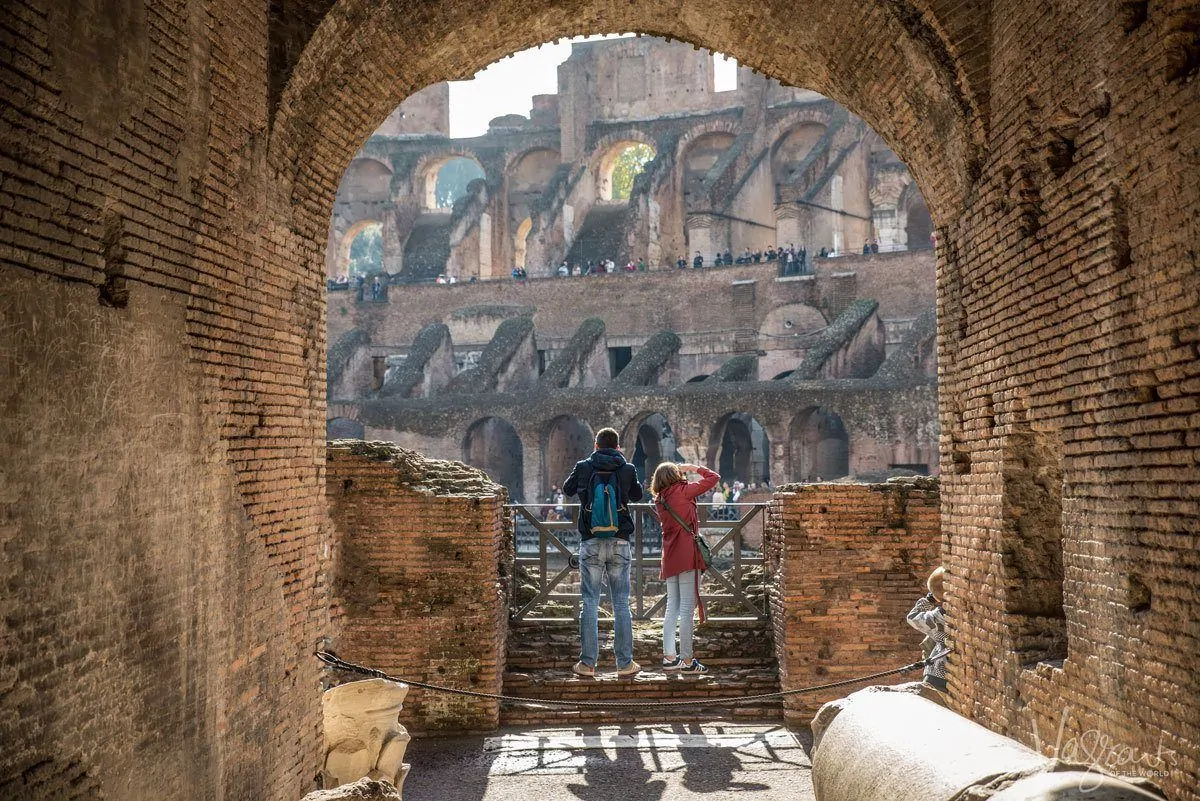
[500,666,783,726]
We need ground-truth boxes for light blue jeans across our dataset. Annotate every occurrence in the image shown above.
[663,570,699,660]
[578,537,634,668]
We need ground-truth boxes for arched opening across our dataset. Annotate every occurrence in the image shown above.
[424,156,485,210]
[543,416,593,497]
[325,417,365,440]
[685,374,709,383]
[682,132,735,204]
[707,413,770,487]
[790,407,849,482]
[598,141,656,202]
[463,417,525,501]
[338,158,393,203]
[626,412,678,485]
[513,217,532,269]
[344,221,383,277]
[905,189,934,251]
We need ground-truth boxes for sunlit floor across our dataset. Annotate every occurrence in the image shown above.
[402,722,814,801]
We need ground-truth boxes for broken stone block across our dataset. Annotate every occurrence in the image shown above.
[322,679,411,793]
[302,778,403,801]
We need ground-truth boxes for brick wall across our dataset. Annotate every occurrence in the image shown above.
[1,2,331,799]
[326,442,510,733]
[328,251,935,350]
[765,481,941,720]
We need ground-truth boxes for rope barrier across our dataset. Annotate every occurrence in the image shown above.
[315,649,951,709]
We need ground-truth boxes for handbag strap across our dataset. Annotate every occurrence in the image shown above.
[659,498,695,534]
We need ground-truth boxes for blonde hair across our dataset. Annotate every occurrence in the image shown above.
[927,566,946,600]
[650,462,685,498]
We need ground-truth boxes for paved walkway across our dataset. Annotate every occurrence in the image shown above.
[402,722,815,801]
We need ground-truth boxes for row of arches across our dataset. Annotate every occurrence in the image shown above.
[324,407,855,501]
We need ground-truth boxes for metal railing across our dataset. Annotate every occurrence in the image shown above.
[508,502,768,622]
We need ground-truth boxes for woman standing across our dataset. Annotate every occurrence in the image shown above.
[651,462,720,673]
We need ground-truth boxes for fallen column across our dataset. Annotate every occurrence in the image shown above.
[811,684,1164,801]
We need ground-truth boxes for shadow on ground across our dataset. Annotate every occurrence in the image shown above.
[401,721,814,801]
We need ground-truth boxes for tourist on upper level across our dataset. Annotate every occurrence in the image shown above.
[562,427,644,678]
[677,256,687,270]
[818,247,828,258]
[693,251,704,269]
[906,566,949,692]
[652,461,720,674]
[557,261,569,277]
[863,242,872,255]
[870,239,880,254]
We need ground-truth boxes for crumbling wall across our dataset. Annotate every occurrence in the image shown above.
[765,480,941,720]
[326,442,510,733]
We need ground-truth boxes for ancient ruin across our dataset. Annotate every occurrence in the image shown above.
[3,2,1197,800]
[326,38,938,498]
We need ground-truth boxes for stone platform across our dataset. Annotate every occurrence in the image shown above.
[502,619,782,725]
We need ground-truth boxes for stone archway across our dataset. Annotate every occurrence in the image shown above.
[706,412,770,486]
[789,406,850,482]
[463,416,525,500]
[542,415,594,497]
[624,412,679,485]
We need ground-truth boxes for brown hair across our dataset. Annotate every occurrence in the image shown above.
[595,427,619,450]
[650,462,685,498]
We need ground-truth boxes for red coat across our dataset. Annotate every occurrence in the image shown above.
[656,466,720,579]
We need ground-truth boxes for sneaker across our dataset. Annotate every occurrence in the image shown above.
[662,656,683,671]
[572,661,595,677]
[680,658,708,674]
[616,660,642,676]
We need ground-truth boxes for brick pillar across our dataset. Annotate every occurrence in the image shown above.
[327,441,511,733]
[765,480,940,722]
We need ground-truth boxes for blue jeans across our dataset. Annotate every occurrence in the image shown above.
[578,537,634,668]
[663,570,699,660]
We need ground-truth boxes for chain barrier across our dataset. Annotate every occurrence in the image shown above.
[315,648,951,709]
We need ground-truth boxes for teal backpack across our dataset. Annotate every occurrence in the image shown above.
[586,470,622,537]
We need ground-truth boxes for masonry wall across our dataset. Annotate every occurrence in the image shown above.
[0,2,331,800]
[765,481,941,720]
[329,251,936,350]
[939,2,1200,797]
[326,443,510,733]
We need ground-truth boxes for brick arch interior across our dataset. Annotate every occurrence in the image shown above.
[8,0,1197,797]
[789,406,850,482]
[705,412,771,486]
[594,138,658,202]
[623,412,678,485]
[463,416,525,501]
[542,415,594,497]
[335,218,383,276]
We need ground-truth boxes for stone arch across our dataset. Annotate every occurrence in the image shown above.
[272,4,983,254]
[463,416,524,501]
[789,406,850,482]
[706,412,771,486]
[595,139,657,202]
[339,157,394,203]
[542,415,594,497]
[413,151,487,210]
[903,183,935,251]
[335,219,384,277]
[622,412,678,485]
[760,302,827,338]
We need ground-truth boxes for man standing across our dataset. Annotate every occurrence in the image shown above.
[562,427,644,677]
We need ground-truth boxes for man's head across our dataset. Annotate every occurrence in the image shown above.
[595,427,619,450]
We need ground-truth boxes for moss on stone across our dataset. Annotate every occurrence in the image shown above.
[327,328,370,396]
[539,318,605,389]
[706,353,758,382]
[613,330,681,386]
[792,299,878,379]
[444,315,535,394]
[378,322,450,398]
[329,439,505,498]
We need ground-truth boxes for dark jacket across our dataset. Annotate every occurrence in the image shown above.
[562,448,644,540]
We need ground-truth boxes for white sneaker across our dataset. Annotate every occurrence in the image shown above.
[572,661,595,677]
[616,660,641,676]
